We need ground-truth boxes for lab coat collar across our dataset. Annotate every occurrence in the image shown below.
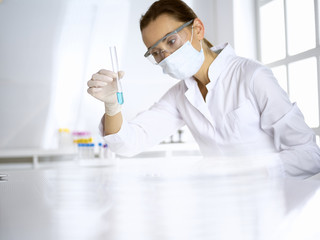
[184,84,216,127]
[183,43,235,91]
[183,43,235,126]
[206,42,235,90]
[184,76,197,90]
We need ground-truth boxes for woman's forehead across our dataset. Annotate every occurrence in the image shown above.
[142,14,184,48]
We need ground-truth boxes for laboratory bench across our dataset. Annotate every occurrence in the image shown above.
[0,148,79,168]
[0,142,201,169]
[0,157,320,240]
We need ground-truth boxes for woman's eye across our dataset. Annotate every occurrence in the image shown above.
[169,39,176,45]
[167,38,176,46]
[151,51,159,57]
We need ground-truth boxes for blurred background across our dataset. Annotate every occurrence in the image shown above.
[0,0,319,150]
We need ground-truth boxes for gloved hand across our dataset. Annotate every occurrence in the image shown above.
[87,69,124,116]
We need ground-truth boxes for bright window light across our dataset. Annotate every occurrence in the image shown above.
[288,57,319,128]
[259,0,286,63]
[286,0,316,56]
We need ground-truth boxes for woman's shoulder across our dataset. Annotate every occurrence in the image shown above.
[158,80,187,102]
[232,55,266,72]
[228,55,271,84]
[166,80,187,94]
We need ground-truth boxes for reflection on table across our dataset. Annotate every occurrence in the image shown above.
[0,155,320,240]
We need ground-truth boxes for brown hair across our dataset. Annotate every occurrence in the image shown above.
[140,0,213,48]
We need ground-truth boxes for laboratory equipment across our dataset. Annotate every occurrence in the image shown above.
[88,143,95,159]
[98,143,114,159]
[98,143,104,159]
[109,46,124,105]
[77,143,84,159]
[58,128,73,149]
[103,143,115,159]
[78,143,95,159]
[72,131,92,147]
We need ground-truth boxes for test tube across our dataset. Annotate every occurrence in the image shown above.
[109,46,124,105]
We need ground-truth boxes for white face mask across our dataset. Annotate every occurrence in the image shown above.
[159,40,205,79]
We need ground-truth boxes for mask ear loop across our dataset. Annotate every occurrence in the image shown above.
[191,25,203,50]
[191,26,194,43]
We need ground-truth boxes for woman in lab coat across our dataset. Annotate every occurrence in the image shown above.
[87,0,320,178]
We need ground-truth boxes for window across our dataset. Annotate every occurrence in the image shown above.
[256,0,320,136]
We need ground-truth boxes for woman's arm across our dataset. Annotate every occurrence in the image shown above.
[251,66,320,178]
[100,83,185,157]
[104,112,123,136]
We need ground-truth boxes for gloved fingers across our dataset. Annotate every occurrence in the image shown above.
[87,87,102,95]
[98,69,125,80]
[87,79,108,88]
[118,71,125,79]
[92,72,114,83]
[98,69,118,79]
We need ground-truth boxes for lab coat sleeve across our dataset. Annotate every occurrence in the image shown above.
[100,86,185,157]
[251,66,320,178]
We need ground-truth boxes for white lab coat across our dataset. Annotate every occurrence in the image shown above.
[101,43,320,178]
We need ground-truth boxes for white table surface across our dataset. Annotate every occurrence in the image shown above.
[0,157,320,240]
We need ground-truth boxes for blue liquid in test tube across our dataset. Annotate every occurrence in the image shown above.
[117,92,124,105]
[109,46,124,105]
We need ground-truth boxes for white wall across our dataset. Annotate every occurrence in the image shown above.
[192,0,234,47]
[0,0,65,149]
[233,0,257,59]
[189,0,257,58]
[0,0,256,149]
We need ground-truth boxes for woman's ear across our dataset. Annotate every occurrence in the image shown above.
[193,18,205,41]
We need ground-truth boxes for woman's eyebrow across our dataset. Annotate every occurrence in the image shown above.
[155,30,176,45]
[147,26,179,50]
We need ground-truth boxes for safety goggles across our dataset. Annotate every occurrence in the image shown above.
[144,19,194,64]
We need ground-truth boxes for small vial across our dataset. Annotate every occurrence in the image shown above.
[103,144,109,159]
[58,128,73,149]
[98,143,104,159]
[77,143,83,159]
[89,143,95,159]
[83,143,89,159]
[104,144,115,159]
